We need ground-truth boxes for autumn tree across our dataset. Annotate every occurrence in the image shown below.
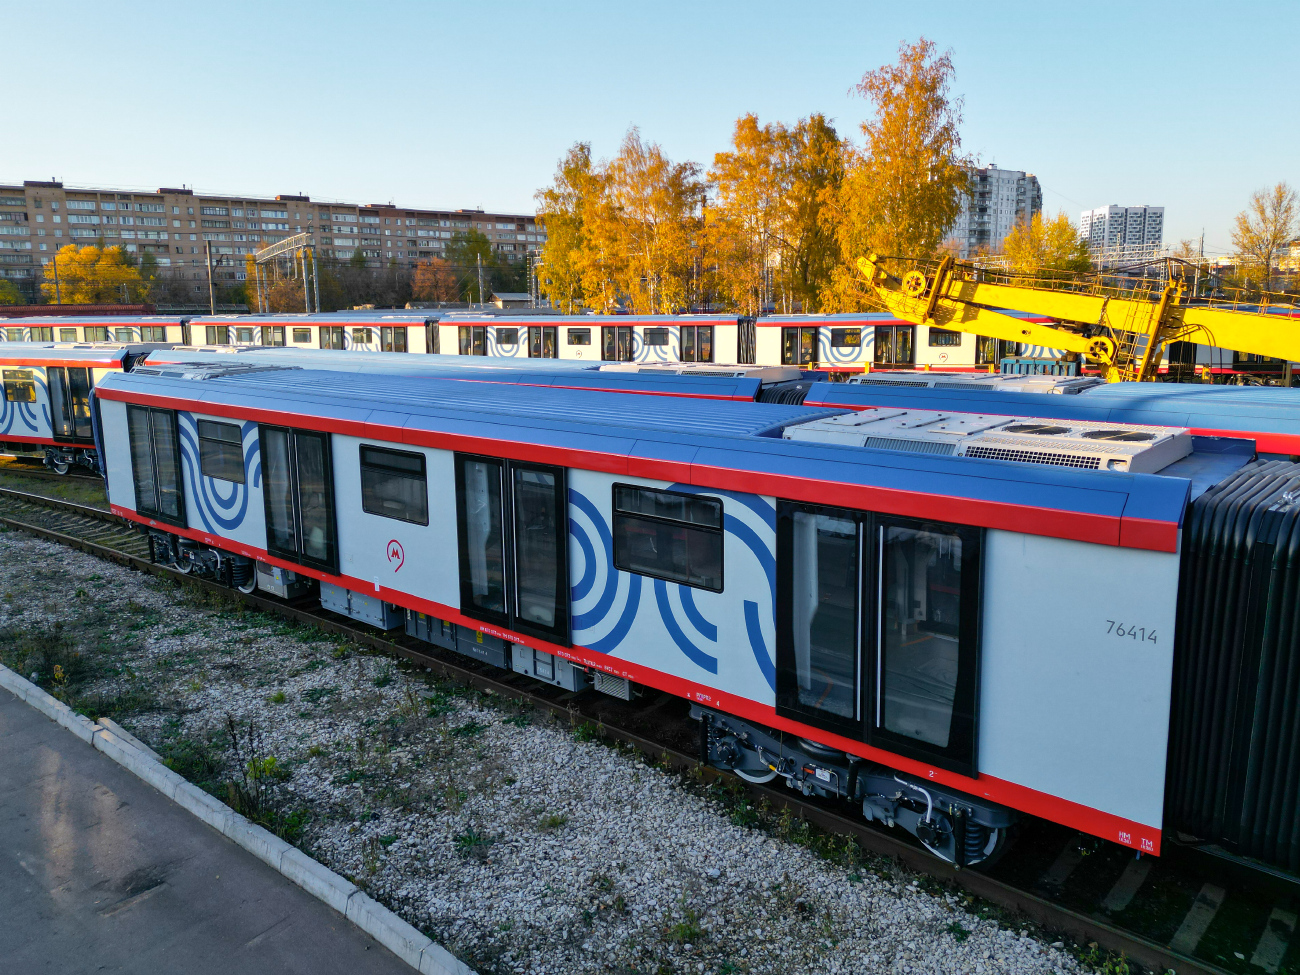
[1232,182,1297,291]
[40,244,145,304]
[1001,212,1092,275]
[0,279,21,304]
[709,114,786,315]
[535,142,606,313]
[265,275,305,312]
[592,128,705,313]
[823,38,973,310]
[411,257,458,303]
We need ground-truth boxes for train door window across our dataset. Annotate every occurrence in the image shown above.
[205,325,230,345]
[58,328,77,342]
[737,318,757,364]
[141,326,166,342]
[425,324,440,354]
[114,327,133,342]
[236,327,255,343]
[611,484,723,592]
[126,405,185,526]
[454,454,569,643]
[874,325,915,367]
[2,370,36,403]
[3,328,18,341]
[495,327,519,347]
[872,518,981,773]
[567,328,591,346]
[781,327,818,365]
[352,327,372,345]
[459,325,486,355]
[830,328,861,349]
[681,325,714,362]
[293,327,312,344]
[776,504,863,735]
[84,326,108,342]
[602,325,633,361]
[975,336,1012,366]
[319,326,344,350]
[928,328,961,347]
[380,326,407,353]
[261,326,285,346]
[198,419,245,483]
[259,425,338,572]
[528,325,557,358]
[360,445,427,525]
[47,367,94,441]
[33,327,53,342]
[644,327,670,347]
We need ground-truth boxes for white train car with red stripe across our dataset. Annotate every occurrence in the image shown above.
[91,360,1292,869]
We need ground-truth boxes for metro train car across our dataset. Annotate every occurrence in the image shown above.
[0,315,190,345]
[1,343,164,472]
[91,363,1300,871]
[187,312,438,353]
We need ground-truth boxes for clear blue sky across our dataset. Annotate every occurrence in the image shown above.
[5,0,1296,256]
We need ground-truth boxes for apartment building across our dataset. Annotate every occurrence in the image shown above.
[0,179,545,298]
[1079,205,1164,267]
[945,166,1043,259]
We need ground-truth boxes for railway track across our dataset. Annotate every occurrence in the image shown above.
[0,484,1294,975]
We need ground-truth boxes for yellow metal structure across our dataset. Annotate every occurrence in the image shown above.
[856,255,1300,383]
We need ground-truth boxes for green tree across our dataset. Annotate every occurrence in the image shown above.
[823,38,973,310]
[0,279,22,304]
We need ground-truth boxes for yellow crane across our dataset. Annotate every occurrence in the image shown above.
[856,254,1300,383]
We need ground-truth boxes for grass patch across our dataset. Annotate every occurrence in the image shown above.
[454,827,495,858]
[539,812,568,830]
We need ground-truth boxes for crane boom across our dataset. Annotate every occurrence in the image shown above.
[857,254,1300,383]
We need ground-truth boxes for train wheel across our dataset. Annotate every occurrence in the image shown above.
[919,823,1015,869]
[51,458,70,475]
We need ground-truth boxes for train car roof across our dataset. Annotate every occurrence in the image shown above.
[803,380,1300,455]
[0,342,135,366]
[436,313,750,324]
[143,347,600,373]
[0,315,190,325]
[97,367,1192,553]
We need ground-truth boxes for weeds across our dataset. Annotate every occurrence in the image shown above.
[539,812,568,830]
[454,827,495,858]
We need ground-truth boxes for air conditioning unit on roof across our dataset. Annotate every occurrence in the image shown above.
[784,408,1192,473]
[846,371,1104,394]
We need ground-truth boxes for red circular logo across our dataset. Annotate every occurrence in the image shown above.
[387,539,405,572]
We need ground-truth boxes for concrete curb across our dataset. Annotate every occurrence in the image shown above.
[0,663,474,975]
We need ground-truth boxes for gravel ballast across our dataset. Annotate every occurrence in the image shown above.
[0,529,1091,975]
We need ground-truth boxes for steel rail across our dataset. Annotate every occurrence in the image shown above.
[0,488,1229,975]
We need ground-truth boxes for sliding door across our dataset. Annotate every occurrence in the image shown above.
[126,405,185,526]
[259,425,338,572]
[777,503,982,774]
[455,455,568,644]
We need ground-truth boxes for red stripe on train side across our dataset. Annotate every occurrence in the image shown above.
[106,501,1161,853]
[95,385,1176,550]
[0,358,124,368]
[0,434,57,446]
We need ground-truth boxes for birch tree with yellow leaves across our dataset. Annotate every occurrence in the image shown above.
[823,38,973,310]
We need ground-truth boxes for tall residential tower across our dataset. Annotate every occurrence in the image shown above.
[946,166,1043,259]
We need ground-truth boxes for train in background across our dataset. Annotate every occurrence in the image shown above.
[3,309,1293,380]
[89,360,1300,872]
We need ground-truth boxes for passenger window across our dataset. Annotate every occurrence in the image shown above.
[198,419,245,483]
[830,328,861,349]
[259,425,337,571]
[293,328,311,343]
[114,327,133,342]
[495,327,519,346]
[928,328,962,347]
[58,328,77,342]
[360,445,427,525]
[352,327,372,345]
[380,326,407,353]
[458,325,486,355]
[2,369,36,403]
[644,327,670,347]
[205,326,229,345]
[612,485,722,592]
[127,405,185,525]
[567,328,591,346]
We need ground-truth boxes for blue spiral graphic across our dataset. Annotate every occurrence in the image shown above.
[177,415,260,532]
